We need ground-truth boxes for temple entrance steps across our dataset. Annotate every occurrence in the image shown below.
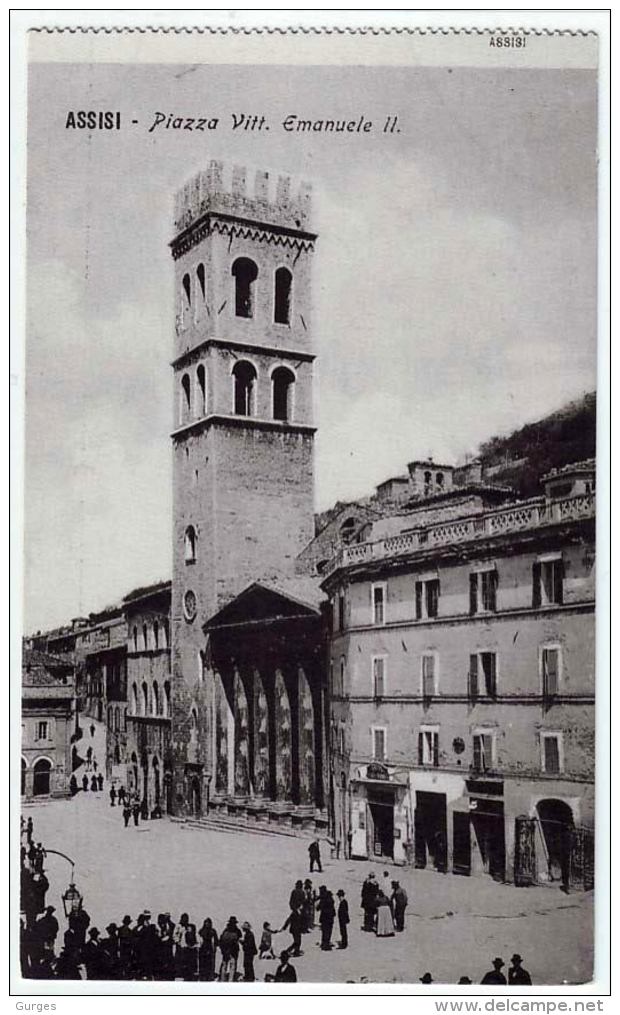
[171,806,329,841]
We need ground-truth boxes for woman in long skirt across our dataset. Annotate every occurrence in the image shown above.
[375,891,395,937]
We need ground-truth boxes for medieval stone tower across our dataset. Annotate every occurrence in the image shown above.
[169,161,317,814]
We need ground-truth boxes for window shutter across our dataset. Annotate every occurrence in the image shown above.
[423,656,435,697]
[415,582,423,620]
[544,736,560,774]
[483,734,494,771]
[543,649,559,697]
[489,570,498,612]
[473,735,481,771]
[553,560,564,605]
[532,562,542,608]
[483,653,497,697]
[433,732,439,767]
[468,654,479,701]
[469,573,478,615]
[418,732,423,765]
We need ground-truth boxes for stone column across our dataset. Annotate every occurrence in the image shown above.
[252,669,270,799]
[233,669,250,797]
[298,667,315,806]
[274,669,292,802]
[214,668,234,796]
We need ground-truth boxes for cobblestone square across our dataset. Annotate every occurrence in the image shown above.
[25,795,593,986]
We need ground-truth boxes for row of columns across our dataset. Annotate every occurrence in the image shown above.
[212,663,324,808]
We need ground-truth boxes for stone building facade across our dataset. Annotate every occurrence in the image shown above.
[322,461,595,887]
[22,650,75,799]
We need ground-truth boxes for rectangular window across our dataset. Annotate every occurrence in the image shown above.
[372,583,386,625]
[421,654,437,698]
[541,647,561,699]
[469,653,497,699]
[470,569,498,614]
[372,727,386,761]
[418,727,439,767]
[37,721,48,740]
[533,557,564,607]
[415,578,440,619]
[541,732,563,774]
[472,732,495,773]
[372,656,386,698]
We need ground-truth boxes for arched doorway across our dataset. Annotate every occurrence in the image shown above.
[537,799,574,886]
[33,758,52,796]
[21,759,27,795]
[189,775,202,818]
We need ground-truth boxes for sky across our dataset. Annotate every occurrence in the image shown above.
[24,63,597,632]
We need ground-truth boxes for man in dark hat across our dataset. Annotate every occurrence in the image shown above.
[241,921,257,982]
[317,886,335,951]
[420,972,433,984]
[289,879,305,912]
[458,976,473,985]
[308,838,322,873]
[481,958,507,985]
[361,872,378,932]
[68,904,90,948]
[35,905,59,951]
[336,890,349,949]
[218,916,242,981]
[117,915,134,977]
[274,950,297,983]
[391,880,408,932]
[82,773,89,792]
[508,954,532,985]
[132,799,141,826]
[280,906,303,957]
[82,927,103,979]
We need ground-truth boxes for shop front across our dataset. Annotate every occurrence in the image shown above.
[349,763,410,865]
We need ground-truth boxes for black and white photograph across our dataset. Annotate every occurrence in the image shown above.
[13,16,608,995]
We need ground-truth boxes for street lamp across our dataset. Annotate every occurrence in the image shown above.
[45,848,84,919]
[62,881,83,918]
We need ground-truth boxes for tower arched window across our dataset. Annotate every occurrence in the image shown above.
[141,682,148,716]
[196,263,206,302]
[196,364,207,417]
[132,626,138,653]
[232,257,258,318]
[131,682,138,715]
[180,373,191,425]
[185,525,197,563]
[274,267,292,324]
[153,681,160,716]
[272,366,295,422]
[153,620,159,650]
[182,273,191,308]
[142,623,148,652]
[163,681,171,718]
[232,360,257,416]
[436,472,444,488]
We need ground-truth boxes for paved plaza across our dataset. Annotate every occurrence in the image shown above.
[24,794,593,985]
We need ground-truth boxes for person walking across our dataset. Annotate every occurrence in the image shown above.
[274,950,297,982]
[68,905,90,949]
[198,917,218,981]
[375,889,394,937]
[481,958,507,985]
[361,872,378,932]
[109,785,117,807]
[241,922,257,981]
[69,774,78,796]
[508,954,532,985]
[258,922,276,960]
[90,723,96,738]
[97,772,104,791]
[82,773,89,792]
[391,880,408,932]
[86,745,93,767]
[337,890,349,949]
[132,800,140,826]
[117,785,126,806]
[308,839,322,873]
[122,802,132,827]
[317,887,335,951]
[90,774,98,793]
[280,906,303,957]
[26,817,34,845]
[93,759,98,773]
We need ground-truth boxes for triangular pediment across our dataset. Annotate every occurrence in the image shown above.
[203,580,321,632]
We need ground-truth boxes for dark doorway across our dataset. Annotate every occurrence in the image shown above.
[471,800,506,881]
[33,759,51,796]
[367,789,394,859]
[415,791,448,871]
[189,776,202,818]
[164,772,173,814]
[537,799,574,886]
[452,811,471,875]
[21,759,27,795]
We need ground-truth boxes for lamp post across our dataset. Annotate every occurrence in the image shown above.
[45,849,84,918]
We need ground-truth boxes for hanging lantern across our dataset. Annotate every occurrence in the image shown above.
[62,881,83,918]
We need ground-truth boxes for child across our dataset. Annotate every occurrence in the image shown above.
[259,921,276,960]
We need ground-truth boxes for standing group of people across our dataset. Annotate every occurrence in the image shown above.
[278,878,350,955]
[361,871,408,936]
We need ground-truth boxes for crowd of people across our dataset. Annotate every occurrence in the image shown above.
[20,815,534,985]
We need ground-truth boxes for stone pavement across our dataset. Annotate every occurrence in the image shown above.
[24,795,593,985]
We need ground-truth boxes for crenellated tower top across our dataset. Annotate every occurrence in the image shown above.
[173,161,313,237]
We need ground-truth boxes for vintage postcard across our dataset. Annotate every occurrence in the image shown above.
[12,12,608,998]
